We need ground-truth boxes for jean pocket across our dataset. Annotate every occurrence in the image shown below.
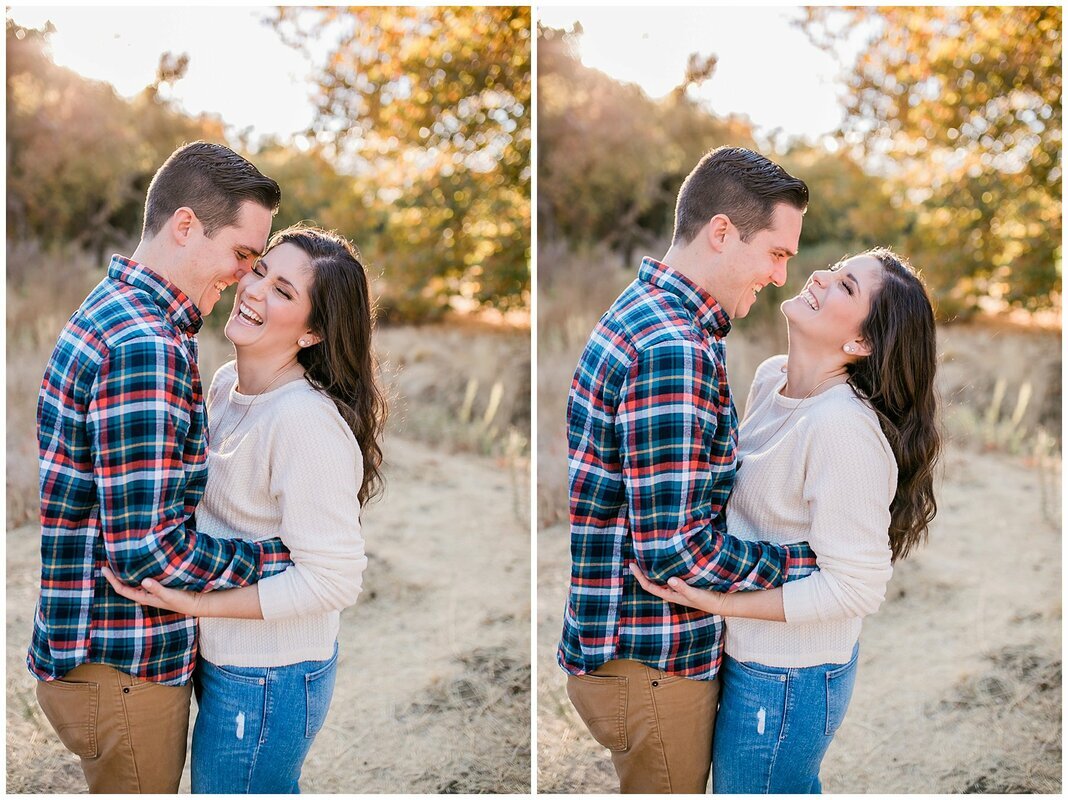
[566,673,628,752]
[824,651,859,736]
[305,650,339,739]
[36,678,99,758]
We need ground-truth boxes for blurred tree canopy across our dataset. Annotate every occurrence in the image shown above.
[6,11,530,321]
[273,6,531,317]
[537,24,902,271]
[537,23,756,263]
[801,6,1062,314]
[6,20,223,262]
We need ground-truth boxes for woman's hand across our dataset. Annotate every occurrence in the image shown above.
[628,563,731,614]
[102,567,207,616]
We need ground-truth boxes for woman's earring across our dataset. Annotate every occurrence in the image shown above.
[299,339,308,347]
[844,344,855,354]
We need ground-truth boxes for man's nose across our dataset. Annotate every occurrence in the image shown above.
[771,261,788,287]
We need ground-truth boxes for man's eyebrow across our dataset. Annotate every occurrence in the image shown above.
[774,246,797,257]
[237,244,264,257]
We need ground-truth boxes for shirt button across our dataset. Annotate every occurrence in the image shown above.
[651,680,659,687]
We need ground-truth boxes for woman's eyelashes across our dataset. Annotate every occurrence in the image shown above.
[249,260,293,300]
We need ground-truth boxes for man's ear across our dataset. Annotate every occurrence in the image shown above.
[169,207,198,247]
[704,214,733,253]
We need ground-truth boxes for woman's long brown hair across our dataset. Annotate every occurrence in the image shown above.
[267,224,387,506]
[846,247,941,561]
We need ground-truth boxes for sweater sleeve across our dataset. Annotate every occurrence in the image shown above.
[254,396,368,620]
[781,402,896,624]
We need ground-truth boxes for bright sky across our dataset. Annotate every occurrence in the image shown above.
[538,6,863,145]
[6,6,326,143]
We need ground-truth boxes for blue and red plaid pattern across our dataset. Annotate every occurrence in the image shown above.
[29,256,291,686]
[559,257,818,680]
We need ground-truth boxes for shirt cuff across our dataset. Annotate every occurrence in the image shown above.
[257,538,293,577]
[783,542,819,582]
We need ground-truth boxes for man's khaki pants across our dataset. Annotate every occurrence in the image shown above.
[35,663,193,793]
[567,659,719,794]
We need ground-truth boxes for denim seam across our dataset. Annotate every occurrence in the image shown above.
[242,668,271,791]
[763,671,791,794]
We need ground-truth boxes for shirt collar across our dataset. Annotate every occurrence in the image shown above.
[637,256,732,338]
[107,255,203,335]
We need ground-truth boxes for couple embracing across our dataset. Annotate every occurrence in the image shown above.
[560,147,941,793]
[29,142,386,793]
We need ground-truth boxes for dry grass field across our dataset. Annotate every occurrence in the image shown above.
[536,245,1061,793]
[6,242,531,793]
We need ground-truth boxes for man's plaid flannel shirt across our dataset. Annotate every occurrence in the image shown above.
[559,257,818,680]
[29,256,291,686]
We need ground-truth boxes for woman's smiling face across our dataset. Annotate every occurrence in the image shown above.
[781,254,884,351]
[224,242,319,354]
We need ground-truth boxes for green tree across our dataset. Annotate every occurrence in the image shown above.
[6,19,222,263]
[801,6,1062,314]
[537,23,757,263]
[273,7,531,316]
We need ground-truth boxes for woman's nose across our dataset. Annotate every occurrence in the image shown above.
[811,271,828,287]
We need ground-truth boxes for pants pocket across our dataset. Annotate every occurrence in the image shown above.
[305,650,339,739]
[566,673,629,752]
[824,649,860,736]
[36,678,100,759]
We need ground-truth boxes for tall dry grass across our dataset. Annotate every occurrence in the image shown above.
[6,239,532,793]
[536,241,1062,528]
[6,241,531,529]
[536,240,1061,793]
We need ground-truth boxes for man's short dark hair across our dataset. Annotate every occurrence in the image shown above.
[142,141,281,239]
[672,146,809,246]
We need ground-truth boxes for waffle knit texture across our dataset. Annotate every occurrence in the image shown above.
[197,361,366,667]
[724,355,896,667]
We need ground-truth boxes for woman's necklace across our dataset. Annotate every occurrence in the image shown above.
[750,369,848,451]
[216,360,301,449]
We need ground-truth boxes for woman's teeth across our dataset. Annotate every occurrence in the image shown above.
[800,288,819,310]
[238,302,264,325]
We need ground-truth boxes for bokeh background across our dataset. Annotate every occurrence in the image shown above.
[536,7,1061,794]
[7,6,530,793]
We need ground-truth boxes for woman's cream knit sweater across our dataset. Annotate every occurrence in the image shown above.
[196,361,367,667]
[724,355,896,667]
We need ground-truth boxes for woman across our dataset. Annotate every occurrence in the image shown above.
[104,225,387,793]
[632,247,940,794]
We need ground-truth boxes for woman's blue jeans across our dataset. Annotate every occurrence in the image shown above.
[190,644,339,794]
[712,643,859,794]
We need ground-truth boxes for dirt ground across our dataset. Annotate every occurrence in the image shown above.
[536,443,1061,793]
[7,436,531,794]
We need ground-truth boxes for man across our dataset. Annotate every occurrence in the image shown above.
[29,142,293,793]
[560,146,819,793]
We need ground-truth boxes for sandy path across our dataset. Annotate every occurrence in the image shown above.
[537,443,1060,793]
[7,436,531,794]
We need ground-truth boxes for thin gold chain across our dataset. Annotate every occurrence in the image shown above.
[216,360,301,449]
[748,369,847,452]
